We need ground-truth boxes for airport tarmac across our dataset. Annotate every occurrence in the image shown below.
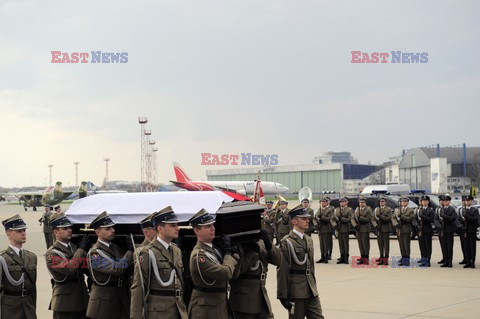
[0,202,479,319]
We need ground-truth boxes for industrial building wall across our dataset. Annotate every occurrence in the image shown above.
[207,170,342,193]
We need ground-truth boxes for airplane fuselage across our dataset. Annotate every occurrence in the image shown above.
[173,180,289,195]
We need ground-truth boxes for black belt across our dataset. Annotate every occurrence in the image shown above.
[238,273,266,281]
[289,269,310,275]
[193,286,227,293]
[54,277,79,285]
[2,289,32,297]
[149,289,182,297]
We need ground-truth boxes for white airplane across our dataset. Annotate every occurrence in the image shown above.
[170,162,289,195]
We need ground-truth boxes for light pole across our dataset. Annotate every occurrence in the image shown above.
[138,117,148,192]
[48,164,53,187]
[104,158,110,190]
[73,161,79,187]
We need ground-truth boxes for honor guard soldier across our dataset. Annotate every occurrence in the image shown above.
[229,229,282,319]
[275,201,291,242]
[54,205,62,214]
[353,197,373,265]
[457,196,468,265]
[277,206,324,319]
[0,214,37,319]
[395,197,414,266]
[438,195,457,268]
[39,204,54,249]
[325,197,335,260]
[300,199,315,236]
[261,201,276,242]
[335,198,353,264]
[463,195,479,268]
[86,212,134,319]
[46,213,90,319]
[131,206,188,319]
[434,195,447,264]
[138,213,157,249]
[188,209,238,319]
[415,196,435,267]
[315,198,334,264]
[374,197,393,265]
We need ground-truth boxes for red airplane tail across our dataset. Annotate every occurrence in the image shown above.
[173,162,191,182]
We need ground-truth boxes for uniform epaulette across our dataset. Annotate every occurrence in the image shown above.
[171,242,179,248]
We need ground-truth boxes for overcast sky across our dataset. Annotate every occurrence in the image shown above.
[1,0,479,188]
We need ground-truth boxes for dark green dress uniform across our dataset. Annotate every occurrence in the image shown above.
[39,205,54,249]
[131,207,188,319]
[434,197,446,264]
[395,198,415,266]
[230,237,282,319]
[261,202,276,242]
[304,207,315,237]
[315,200,334,263]
[353,202,373,264]
[45,214,89,319]
[188,210,238,319]
[86,212,133,319]
[463,196,479,268]
[439,198,457,268]
[0,214,37,319]
[335,200,353,264]
[276,204,291,242]
[374,201,393,265]
[415,197,435,267]
[277,208,324,319]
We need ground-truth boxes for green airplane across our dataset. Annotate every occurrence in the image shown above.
[15,182,74,211]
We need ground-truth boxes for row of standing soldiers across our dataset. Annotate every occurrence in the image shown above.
[261,195,479,268]
[1,204,325,319]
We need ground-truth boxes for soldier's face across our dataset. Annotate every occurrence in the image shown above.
[143,227,156,242]
[466,199,473,206]
[7,229,26,244]
[302,202,309,208]
[420,200,429,207]
[379,200,385,207]
[320,201,328,208]
[194,224,215,242]
[280,204,287,210]
[54,226,72,242]
[159,223,179,241]
[96,226,115,241]
[266,204,272,209]
[359,201,366,208]
[340,201,347,207]
[292,217,309,231]
[400,201,408,208]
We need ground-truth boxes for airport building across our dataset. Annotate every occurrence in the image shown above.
[384,145,480,193]
[206,152,377,194]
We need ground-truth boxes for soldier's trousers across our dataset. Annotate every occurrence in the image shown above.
[53,311,86,319]
[289,296,324,319]
[318,233,331,255]
[328,231,333,254]
[439,233,447,261]
[466,233,477,263]
[233,303,273,319]
[377,232,390,257]
[357,232,370,256]
[44,232,53,249]
[398,233,410,257]
[442,232,454,262]
[418,233,432,261]
[338,232,349,254]
[459,231,467,260]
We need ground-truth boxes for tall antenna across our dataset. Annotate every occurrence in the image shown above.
[48,164,53,187]
[138,117,148,192]
[103,158,110,190]
[73,161,79,187]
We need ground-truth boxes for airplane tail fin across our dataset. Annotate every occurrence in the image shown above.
[173,162,191,182]
[53,182,63,199]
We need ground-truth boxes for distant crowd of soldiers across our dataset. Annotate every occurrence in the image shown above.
[0,202,325,319]
[261,195,479,268]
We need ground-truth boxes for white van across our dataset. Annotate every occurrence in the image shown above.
[361,184,411,195]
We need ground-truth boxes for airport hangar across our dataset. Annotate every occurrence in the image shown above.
[206,162,377,194]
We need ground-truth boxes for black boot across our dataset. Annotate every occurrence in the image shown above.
[357,255,364,265]
[363,255,369,265]
[384,255,389,266]
[337,255,342,261]
[327,252,332,260]
[463,261,472,268]
[316,254,326,263]
[471,260,476,268]
[438,259,445,264]
[377,255,383,265]
[336,254,345,264]
[322,254,328,264]
[344,254,349,264]
[459,259,467,265]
